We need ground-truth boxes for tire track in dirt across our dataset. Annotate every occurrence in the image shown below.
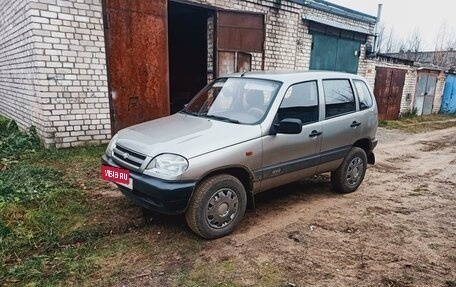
[197,127,456,286]
[217,127,456,246]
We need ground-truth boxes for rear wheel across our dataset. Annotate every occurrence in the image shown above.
[185,174,247,239]
[331,147,367,193]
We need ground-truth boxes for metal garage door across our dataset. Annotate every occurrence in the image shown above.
[441,74,456,114]
[374,67,406,120]
[414,71,438,116]
[310,33,361,74]
[103,0,170,133]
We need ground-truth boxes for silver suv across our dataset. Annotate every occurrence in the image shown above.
[101,71,378,239]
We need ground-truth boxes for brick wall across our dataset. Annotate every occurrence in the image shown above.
[361,58,417,114]
[303,6,375,35]
[433,72,446,113]
[0,0,110,148]
[207,14,214,83]
[0,0,41,132]
[31,0,110,148]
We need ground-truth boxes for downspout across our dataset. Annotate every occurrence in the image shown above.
[373,4,383,54]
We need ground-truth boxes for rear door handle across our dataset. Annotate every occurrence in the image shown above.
[350,121,361,128]
[309,130,322,137]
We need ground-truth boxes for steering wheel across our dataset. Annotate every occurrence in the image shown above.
[247,107,264,119]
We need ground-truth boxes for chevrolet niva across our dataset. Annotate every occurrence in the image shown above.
[101,71,378,239]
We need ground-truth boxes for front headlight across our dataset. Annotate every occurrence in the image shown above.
[146,154,189,177]
[106,133,119,156]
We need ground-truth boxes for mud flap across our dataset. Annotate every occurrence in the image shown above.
[247,190,256,209]
[367,152,375,164]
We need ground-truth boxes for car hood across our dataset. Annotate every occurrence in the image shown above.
[115,113,262,159]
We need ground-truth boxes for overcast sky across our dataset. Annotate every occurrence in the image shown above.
[327,0,456,51]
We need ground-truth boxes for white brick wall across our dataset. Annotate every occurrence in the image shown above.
[31,0,110,148]
[0,0,41,132]
[433,72,446,113]
[0,0,110,148]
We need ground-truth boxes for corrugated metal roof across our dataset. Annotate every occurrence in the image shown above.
[303,15,373,35]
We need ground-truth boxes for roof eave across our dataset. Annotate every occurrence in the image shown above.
[297,0,377,24]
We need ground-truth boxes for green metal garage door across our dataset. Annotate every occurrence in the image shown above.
[310,33,361,74]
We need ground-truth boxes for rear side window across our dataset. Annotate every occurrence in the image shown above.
[353,80,374,110]
[278,81,319,124]
[323,79,356,118]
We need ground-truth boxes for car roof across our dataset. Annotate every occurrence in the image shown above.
[225,70,366,84]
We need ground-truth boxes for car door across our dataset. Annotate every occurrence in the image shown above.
[260,81,323,192]
[316,78,361,174]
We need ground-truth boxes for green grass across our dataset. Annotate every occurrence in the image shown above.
[0,115,287,287]
[0,115,210,287]
[378,113,456,133]
[0,116,108,286]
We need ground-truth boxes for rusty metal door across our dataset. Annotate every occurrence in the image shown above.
[374,67,406,120]
[103,0,169,133]
[216,11,264,76]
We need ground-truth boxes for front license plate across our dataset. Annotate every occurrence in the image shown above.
[101,165,132,189]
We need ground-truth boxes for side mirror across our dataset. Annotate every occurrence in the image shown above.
[273,118,302,134]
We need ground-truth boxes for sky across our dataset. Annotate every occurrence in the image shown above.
[327,0,456,51]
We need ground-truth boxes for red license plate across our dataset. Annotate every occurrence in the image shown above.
[101,165,130,185]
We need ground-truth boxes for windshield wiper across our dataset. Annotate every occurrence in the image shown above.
[203,114,240,124]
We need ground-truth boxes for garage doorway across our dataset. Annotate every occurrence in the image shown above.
[168,2,210,114]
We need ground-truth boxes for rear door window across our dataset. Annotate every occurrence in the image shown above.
[353,80,374,110]
[323,79,356,118]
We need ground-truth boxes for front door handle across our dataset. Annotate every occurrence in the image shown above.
[309,130,322,137]
[350,121,361,128]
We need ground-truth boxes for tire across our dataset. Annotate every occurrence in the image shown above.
[185,174,247,239]
[331,147,367,193]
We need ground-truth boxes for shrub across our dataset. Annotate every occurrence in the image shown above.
[400,108,418,119]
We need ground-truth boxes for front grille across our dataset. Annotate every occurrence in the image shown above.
[112,144,147,170]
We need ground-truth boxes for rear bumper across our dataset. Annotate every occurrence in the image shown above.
[101,155,196,215]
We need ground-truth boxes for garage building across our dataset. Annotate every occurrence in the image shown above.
[0,0,376,147]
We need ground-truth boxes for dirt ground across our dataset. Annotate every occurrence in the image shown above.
[113,127,456,287]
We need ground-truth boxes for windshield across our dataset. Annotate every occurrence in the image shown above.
[182,78,282,124]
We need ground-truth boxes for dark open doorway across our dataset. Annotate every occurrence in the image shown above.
[168,2,209,114]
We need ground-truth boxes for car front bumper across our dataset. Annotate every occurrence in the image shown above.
[101,155,196,215]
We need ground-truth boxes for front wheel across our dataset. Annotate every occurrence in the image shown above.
[331,147,367,193]
[185,174,247,239]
